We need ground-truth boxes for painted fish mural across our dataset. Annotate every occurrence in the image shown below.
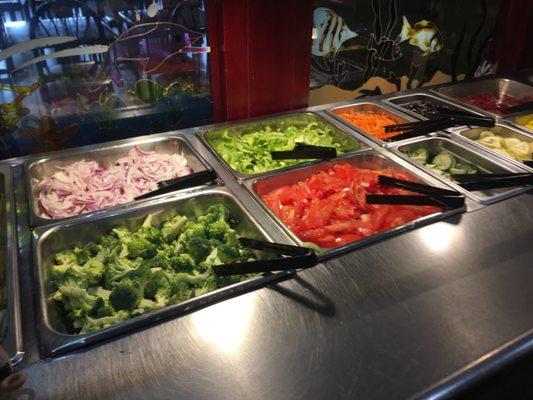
[398,16,443,55]
[312,8,358,56]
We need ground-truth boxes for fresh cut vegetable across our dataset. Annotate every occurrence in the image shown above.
[261,163,441,249]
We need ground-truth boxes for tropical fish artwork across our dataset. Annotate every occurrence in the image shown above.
[398,16,443,55]
[312,8,358,56]
[367,34,402,62]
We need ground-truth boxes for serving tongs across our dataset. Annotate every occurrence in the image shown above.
[135,169,218,201]
[366,175,465,208]
[451,172,533,190]
[270,143,337,160]
[383,114,495,142]
[212,238,318,276]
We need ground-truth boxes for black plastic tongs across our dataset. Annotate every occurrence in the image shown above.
[270,143,337,160]
[451,172,533,190]
[366,175,465,208]
[384,114,495,142]
[135,169,218,201]
[212,238,318,276]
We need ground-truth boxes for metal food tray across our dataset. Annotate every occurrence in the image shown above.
[393,136,530,204]
[327,101,429,147]
[32,187,290,357]
[197,112,365,181]
[504,112,533,135]
[0,166,23,365]
[383,92,487,121]
[452,124,533,171]
[431,78,533,118]
[244,149,464,260]
[24,134,213,227]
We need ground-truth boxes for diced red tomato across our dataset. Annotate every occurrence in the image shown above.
[261,163,441,249]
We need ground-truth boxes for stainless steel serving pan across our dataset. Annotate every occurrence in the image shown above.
[327,101,431,147]
[431,78,533,118]
[383,92,488,120]
[197,112,365,181]
[24,135,212,227]
[0,166,23,365]
[392,136,530,204]
[244,149,464,260]
[504,112,533,135]
[32,187,290,357]
[452,124,533,171]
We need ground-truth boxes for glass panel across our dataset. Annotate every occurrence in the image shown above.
[309,0,501,106]
[0,0,212,159]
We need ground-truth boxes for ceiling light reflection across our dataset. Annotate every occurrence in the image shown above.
[191,294,255,353]
[418,222,457,252]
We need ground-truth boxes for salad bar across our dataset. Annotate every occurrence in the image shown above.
[0,74,532,400]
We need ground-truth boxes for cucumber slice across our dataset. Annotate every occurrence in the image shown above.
[432,152,456,171]
[409,147,428,163]
[462,163,478,174]
[450,167,467,175]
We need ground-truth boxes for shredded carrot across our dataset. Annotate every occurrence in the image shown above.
[338,111,402,140]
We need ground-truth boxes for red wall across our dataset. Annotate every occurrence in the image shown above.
[207,0,314,122]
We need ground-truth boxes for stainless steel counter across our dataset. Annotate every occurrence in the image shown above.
[16,191,533,400]
[3,73,533,399]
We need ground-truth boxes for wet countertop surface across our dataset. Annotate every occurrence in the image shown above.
[18,191,533,399]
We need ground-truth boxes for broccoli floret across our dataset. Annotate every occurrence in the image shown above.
[169,254,195,273]
[52,250,78,270]
[85,242,100,257]
[161,215,188,243]
[168,278,192,304]
[198,204,233,225]
[144,269,172,305]
[103,255,136,289]
[224,229,239,248]
[142,253,171,270]
[88,286,111,299]
[138,226,163,245]
[217,243,240,264]
[91,297,115,318]
[68,259,105,286]
[126,237,157,259]
[79,310,130,334]
[207,219,232,242]
[183,236,213,263]
[73,246,91,265]
[53,284,99,324]
[109,281,141,311]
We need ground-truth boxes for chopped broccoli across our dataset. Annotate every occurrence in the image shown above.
[109,280,141,311]
[161,215,188,243]
[144,269,172,305]
[53,284,100,323]
[142,253,170,270]
[126,237,157,259]
[182,236,212,263]
[217,243,240,264]
[198,204,233,225]
[70,259,105,286]
[169,254,195,273]
[206,219,232,242]
[73,246,91,265]
[49,205,259,335]
[79,311,130,334]
[103,255,137,289]
[91,297,114,318]
[169,278,192,304]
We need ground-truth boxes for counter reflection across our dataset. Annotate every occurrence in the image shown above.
[191,294,255,353]
[418,222,457,252]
